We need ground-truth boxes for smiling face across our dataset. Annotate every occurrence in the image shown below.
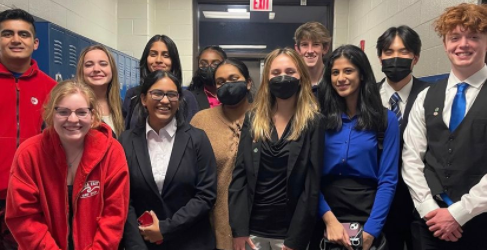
[295,38,328,68]
[141,77,179,131]
[53,92,93,145]
[82,49,113,88]
[330,56,361,101]
[146,41,172,73]
[0,19,38,63]
[444,25,487,78]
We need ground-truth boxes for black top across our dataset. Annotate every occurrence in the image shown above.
[250,121,292,238]
[68,185,74,250]
[423,79,487,202]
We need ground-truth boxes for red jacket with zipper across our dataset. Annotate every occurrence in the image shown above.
[0,60,56,199]
[5,123,130,250]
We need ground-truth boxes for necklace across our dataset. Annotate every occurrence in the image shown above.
[67,149,83,168]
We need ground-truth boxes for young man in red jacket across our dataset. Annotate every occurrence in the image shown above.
[0,8,56,249]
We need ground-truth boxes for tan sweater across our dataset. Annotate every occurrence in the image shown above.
[190,106,242,250]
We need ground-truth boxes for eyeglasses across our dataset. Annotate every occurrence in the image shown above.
[54,107,92,118]
[149,90,179,101]
[199,62,220,70]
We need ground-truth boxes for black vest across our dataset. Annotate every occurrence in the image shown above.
[423,79,487,202]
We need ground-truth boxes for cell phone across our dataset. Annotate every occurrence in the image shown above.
[323,222,362,247]
[138,211,153,226]
[137,211,163,245]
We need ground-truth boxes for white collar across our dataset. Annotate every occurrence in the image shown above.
[146,117,177,138]
[382,76,413,103]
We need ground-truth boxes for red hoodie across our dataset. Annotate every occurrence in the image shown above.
[0,60,57,199]
[5,123,130,250]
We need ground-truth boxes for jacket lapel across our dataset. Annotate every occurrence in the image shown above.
[161,124,190,193]
[251,139,262,176]
[287,138,303,178]
[402,77,429,135]
[132,127,162,199]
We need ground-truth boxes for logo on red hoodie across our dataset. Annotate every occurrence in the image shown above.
[80,180,100,199]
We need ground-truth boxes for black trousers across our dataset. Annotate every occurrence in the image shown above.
[382,178,414,250]
[411,211,487,250]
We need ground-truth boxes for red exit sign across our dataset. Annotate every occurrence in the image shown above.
[250,0,273,11]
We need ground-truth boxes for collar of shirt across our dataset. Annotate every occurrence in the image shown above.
[340,113,358,122]
[447,65,487,91]
[381,76,413,105]
[203,85,218,98]
[145,117,177,139]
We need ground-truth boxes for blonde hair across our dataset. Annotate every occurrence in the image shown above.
[251,48,319,141]
[43,80,101,129]
[294,21,332,48]
[76,44,124,137]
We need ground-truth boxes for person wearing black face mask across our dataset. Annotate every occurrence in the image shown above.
[229,48,324,250]
[188,46,227,111]
[376,25,429,250]
[190,58,252,250]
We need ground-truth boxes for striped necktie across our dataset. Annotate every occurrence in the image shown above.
[389,92,402,125]
[449,82,469,132]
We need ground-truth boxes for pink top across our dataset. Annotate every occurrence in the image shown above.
[204,86,221,108]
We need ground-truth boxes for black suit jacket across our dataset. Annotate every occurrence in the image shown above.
[229,113,325,250]
[380,77,429,230]
[190,87,210,110]
[119,123,217,250]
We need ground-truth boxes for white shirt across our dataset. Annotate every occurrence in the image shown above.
[146,117,177,193]
[102,115,115,132]
[380,77,414,116]
[402,65,487,226]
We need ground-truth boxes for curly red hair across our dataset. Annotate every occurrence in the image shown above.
[434,3,487,38]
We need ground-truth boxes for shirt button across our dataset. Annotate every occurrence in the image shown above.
[448,148,452,153]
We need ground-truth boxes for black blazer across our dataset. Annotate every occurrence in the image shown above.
[229,113,325,250]
[190,87,210,110]
[119,123,217,250]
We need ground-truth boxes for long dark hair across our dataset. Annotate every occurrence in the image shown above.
[139,35,182,83]
[187,45,227,91]
[138,70,186,128]
[318,45,384,131]
[214,58,252,83]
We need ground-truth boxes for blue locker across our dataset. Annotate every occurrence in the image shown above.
[118,54,126,97]
[78,37,91,57]
[33,21,140,100]
[125,57,131,89]
[131,59,137,87]
[65,31,78,79]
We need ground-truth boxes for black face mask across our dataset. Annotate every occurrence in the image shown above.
[269,75,300,99]
[381,57,413,83]
[197,67,216,86]
[217,81,248,106]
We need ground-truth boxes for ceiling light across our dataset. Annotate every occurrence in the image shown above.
[219,45,267,49]
[269,12,275,19]
[203,11,250,19]
[228,8,247,13]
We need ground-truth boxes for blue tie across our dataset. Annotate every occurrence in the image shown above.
[449,83,469,132]
[389,92,402,125]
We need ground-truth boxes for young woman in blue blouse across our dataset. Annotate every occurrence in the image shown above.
[313,45,399,250]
